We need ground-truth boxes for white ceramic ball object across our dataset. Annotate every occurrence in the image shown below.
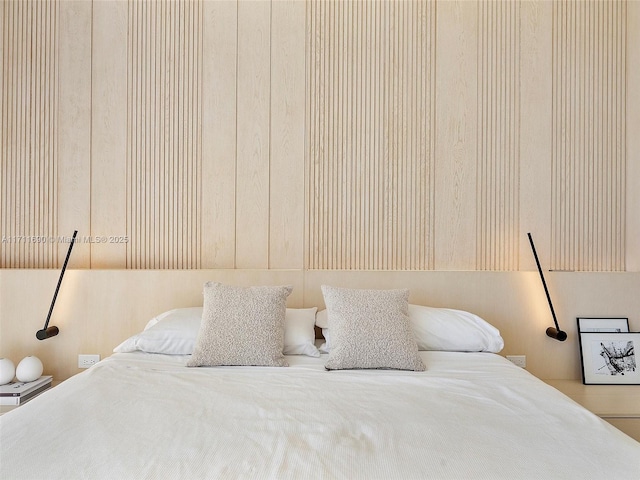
[16,356,44,383]
[0,358,16,385]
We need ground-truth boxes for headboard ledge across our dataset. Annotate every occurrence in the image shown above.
[1,269,639,381]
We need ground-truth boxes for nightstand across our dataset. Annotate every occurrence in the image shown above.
[0,404,19,416]
[545,379,640,442]
[0,380,58,416]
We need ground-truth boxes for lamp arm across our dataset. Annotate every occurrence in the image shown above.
[37,230,77,340]
[527,233,567,342]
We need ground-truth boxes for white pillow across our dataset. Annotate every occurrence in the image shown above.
[318,305,504,353]
[114,307,320,357]
[318,326,331,353]
[321,285,425,371]
[114,307,203,355]
[283,307,319,357]
[408,304,504,353]
[316,309,329,328]
[315,310,331,352]
[143,308,184,330]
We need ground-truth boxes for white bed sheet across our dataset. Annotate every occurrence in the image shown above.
[1,351,639,480]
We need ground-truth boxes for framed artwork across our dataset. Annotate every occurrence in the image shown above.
[578,332,639,385]
[576,317,629,333]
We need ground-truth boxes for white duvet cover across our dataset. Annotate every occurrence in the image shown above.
[1,351,639,480]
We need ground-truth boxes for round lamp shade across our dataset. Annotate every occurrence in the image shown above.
[0,358,16,385]
[16,356,44,382]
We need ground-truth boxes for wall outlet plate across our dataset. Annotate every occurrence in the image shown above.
[78,354,100,369]
[506,355,526,368]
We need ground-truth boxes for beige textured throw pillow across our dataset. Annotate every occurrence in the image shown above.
[321,285,425,371]
[187,282,292,367]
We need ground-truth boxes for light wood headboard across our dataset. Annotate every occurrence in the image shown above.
[1,269,638,381]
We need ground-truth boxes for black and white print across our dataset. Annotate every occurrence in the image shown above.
[579,332,640,385]
[591,340,636,376]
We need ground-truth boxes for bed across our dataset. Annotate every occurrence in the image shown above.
[1,283,639,479]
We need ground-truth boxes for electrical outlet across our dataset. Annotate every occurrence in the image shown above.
[78,354,100,369]
[506,355,526,368]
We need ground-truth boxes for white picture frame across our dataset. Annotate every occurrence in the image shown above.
[578,332,639,385]
[576,317,629,333]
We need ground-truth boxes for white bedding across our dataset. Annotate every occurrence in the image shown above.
[1,351,639,479]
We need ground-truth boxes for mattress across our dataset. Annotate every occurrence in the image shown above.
[1,351,639,480]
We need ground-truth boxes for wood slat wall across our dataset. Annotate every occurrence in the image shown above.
[126,0,203,269]
[476,0,521,271]
[551,0,627,271]
[0,0,637,272]
[306,0,436,270]
[1,0,59,268]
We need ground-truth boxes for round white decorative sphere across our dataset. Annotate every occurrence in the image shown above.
[16,356,44,383]
[0,358,16,385]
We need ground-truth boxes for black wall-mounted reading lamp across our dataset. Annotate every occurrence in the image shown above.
[36,230,78,340]
[527,232,567,342]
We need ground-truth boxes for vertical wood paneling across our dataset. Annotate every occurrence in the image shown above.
[126,0,203,269]
[306,0,436,270]
[551,0,626,271]
[477,0,521,270]
[519,1,553,271]
[200,0,237,268]
[434,0,478,270]
[236,0,271,269]
[628,1,640,271]
[91,0,128,267]
[270,0,306,269]
[57,0,92,267]
[1,0,59,268]
[1,0,636,273]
